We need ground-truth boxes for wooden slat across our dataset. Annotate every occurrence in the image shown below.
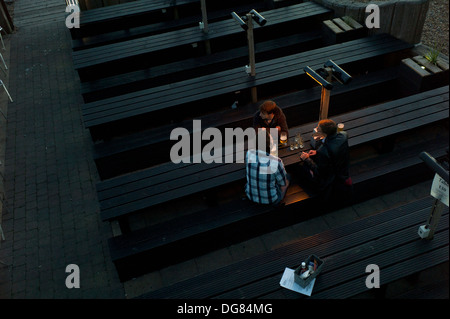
[333,18,353,32]
[413,55,444,74]
[79,0,198,25]
[402,58,431,76]
[323,20,344,34]
[82,35,411,129]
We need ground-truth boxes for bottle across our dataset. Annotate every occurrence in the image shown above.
[300,270,311,279]
[300,262,307,274]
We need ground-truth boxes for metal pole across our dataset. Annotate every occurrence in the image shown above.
[0,79,13,102]
[200,0,211,54]
[425,198,445,240]
[247,13,256,76]
[246,13,257,102]
[319,87,331,120]
[200,0,209,33]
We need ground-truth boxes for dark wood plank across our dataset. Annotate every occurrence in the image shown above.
[72,1,272,50]
[82,34,412,135]
[135,199,448,298]
[80,30,322,102]
[72,2,331,70]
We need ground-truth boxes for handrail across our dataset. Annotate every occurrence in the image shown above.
[419,151,449,183]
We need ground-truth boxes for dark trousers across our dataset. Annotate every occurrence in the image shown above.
[291,163,353,212]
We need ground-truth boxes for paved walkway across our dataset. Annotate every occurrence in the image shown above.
[0,0,445,300]
[0,0,124,298]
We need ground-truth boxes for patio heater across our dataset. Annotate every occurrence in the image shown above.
[304,60,352,121]
[231,9,267,103]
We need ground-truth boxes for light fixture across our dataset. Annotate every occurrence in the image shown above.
[304,60,352,120]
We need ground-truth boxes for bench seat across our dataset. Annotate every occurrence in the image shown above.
[93,66,400,179]
[97,86,449,225]
[107,132,449,281]
[73,0,200,39]
[72,2,332,80]
[80,30,323,102]
[72,0,276,50]
[135,197,449,298]
[82,34,413,141]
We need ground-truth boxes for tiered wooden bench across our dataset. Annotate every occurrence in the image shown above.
[82,33,413,141]
[81,30,323,102]
[99,86,449,281]
[93,66,401,179]
[72,2,332,81]
[72,0,282,51]
[136,196,449,298]
[72,0,200,39]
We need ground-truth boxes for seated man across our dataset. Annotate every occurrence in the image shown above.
[253,100,289,135]
[297,119,352,206]
[245,129,290,206]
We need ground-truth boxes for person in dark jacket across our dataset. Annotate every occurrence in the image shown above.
[297,119,352,208]
[253,100,289,135]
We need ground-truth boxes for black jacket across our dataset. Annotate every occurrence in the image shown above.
[303,131,350,191]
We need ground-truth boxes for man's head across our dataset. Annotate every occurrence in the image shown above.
[317,119,337,137]
[259,100,277,121]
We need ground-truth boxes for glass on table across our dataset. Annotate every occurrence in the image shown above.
[280,132,287,144]
[289,139,295,151]
[295,132,304,149]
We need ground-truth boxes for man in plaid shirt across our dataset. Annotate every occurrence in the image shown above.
[245,130,290,205]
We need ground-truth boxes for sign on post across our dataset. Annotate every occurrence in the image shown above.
[430,173,449,207]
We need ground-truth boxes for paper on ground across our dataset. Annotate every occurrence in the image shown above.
[279,267,316,296]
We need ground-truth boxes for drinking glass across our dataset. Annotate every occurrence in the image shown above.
[280,132,287,144]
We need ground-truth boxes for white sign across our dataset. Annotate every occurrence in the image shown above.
[430,173,449,207]
[279,267,315,296]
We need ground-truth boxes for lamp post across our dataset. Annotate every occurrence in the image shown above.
[231,9,267,103]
